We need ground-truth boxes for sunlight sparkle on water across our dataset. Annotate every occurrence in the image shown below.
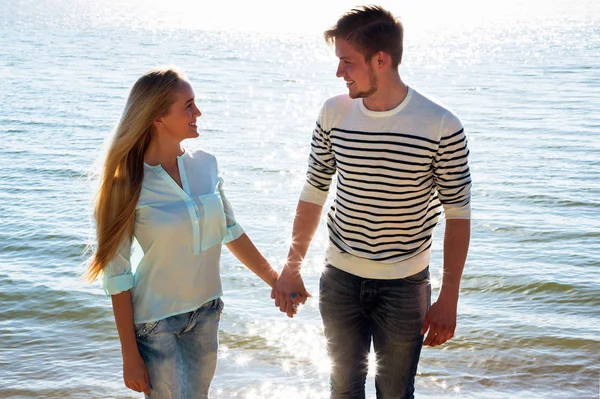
[218,344,230,360]
[281,359,291,373]
[69,0,600,36]
[262,321,331,375]
[234,354,251,366]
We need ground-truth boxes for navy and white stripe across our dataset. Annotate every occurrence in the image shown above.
[304,89,471,264]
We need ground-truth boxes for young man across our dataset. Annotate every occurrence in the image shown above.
[273,5,471,398]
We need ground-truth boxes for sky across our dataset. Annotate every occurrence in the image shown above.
[19,0,596,34]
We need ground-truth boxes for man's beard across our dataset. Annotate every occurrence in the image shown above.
[351,64,378,99]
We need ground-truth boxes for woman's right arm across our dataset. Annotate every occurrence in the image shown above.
[111,291,151,395]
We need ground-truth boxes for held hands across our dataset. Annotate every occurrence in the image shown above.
[271,264,311,318]
[122,350,151,395]
[420,291,458,347]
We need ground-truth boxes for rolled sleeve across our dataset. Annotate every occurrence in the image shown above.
[216,174,244,244]
[102,237,134,296]
[223,222,244,244]
[443,202,471,219]
[434,111,472,220]
[103,273,134,296]
[299,180,329,206]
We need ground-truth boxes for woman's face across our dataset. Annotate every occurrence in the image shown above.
[156,81,202,141]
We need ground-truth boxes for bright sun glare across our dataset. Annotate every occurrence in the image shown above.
[94,0,596,34]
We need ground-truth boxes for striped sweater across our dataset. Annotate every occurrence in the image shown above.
[299,87,471,279]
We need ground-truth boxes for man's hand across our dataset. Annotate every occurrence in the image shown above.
[271,265,311,318]
[420,292,458,347]
[422,219,469,346]
[123,351,151,395]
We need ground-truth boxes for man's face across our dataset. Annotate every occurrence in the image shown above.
[334,38,378,99]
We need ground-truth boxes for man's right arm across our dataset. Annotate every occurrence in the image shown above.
[273,101,336,317]
[272,199,323,317]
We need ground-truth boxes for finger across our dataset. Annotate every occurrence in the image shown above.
[423,325,438,346]
[275,293,281,308]
[423,333,434,346]
[279,291,293,304]
[420,316,431,336]
[431,325,452,346]
[142,371,151,395]
[291,295,303,307]
[271,287,276,300]
[290,290,306,305]
[136,381,146,393]
[285,300,296,318]
[438,329,454,346]
[281,298,293,317]
[141,381,151,395]
[431,331,447,347]
[290,292,306,307]
[297,292,308,304]
[279,299,288,313]
[129,382,142,393]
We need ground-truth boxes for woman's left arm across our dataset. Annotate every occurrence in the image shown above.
[226,233,278,288]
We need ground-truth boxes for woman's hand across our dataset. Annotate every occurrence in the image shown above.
[110,292,151,395]
[123,351,151,395]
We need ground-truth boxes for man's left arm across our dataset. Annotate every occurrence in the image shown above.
[421,219,470,346]
[422,110,472,347]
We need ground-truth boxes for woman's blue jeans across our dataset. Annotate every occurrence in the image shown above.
[135,298,224,399]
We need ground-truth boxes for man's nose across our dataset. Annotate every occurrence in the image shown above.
[336,62,344,78]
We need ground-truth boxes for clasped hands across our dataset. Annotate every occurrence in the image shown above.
[270,264,310,318]
[269,265,458,348]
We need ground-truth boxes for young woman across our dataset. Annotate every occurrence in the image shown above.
[86,67,279,398]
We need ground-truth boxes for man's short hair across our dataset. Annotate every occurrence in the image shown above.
[324,5,404,68]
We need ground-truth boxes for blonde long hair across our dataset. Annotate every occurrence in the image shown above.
[85,67,186,282]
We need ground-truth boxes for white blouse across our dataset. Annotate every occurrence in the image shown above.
[103,148,244,323]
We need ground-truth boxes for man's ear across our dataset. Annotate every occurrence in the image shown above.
[377,51,389,67]
[374,51,395,71]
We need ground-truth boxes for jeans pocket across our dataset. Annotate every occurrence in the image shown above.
[198,298,224,314]
[135,320,161,338]
[217,297,224,314]
[403,267,430,285]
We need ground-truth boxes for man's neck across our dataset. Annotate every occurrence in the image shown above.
[362,75,408,112]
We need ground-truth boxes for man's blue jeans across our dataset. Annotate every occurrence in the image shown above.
[135,298,224,399]
[319,264,431,399]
